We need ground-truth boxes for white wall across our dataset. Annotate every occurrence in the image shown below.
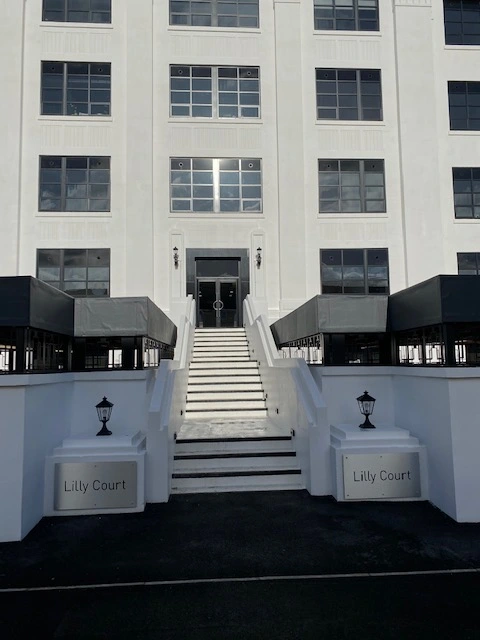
[22,378,74,537]
[69,370,156,437]
[444,375,480,522]
[392,370,457,520]
[0,1,24,276]
[312,365,480,522]
[0,370,158,542]
[0,385,27,542]
[312,367,395,428]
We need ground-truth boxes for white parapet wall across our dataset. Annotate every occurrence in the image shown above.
[313,365,480,523]
[0,369,156,542]
[146,296,196,504]
[244,296,331,496]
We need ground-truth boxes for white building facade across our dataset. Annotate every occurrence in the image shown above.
[1,0,480,324]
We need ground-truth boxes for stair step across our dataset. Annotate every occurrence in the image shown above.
[187,391,265,401]
[195,330,246,336]
[194,346,250,353]
[174,456,298,473]
[171,473,304,494]
[177,434,292,443]
[175,439,293,455]
[175,450,295,459]
[173,468,301,479]
[190,361,258,370]
[186,399,266,410]
[185,409,268,419]
[192,349,250,361]
[192,356,252,362]
[187,383,263,392]
[187,374,261,383]
[193,336,248,347]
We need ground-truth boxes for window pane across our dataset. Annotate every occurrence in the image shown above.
[317,68,382,121]
[321,247,388,295]
[170,156,261,212]
[39,155,110,212]
[458,253,479,275]
[170,0,258,27]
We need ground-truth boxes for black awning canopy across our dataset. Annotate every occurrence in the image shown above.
[387,275,480,332]
[74,297,177,346]
[271,294,389,345]
[0,276,74,335]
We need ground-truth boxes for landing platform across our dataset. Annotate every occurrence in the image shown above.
[177,419,291,440]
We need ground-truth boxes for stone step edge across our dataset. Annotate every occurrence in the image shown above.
[176,436,292,444]
[172,469,302,479]
[174,451,296,460]
[171,485,305,494]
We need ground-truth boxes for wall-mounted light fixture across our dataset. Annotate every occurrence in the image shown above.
[256,247,262,268]
[173,247,179,269]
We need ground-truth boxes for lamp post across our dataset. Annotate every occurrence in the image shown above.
[357,390,376,429]
[96,396,114,436]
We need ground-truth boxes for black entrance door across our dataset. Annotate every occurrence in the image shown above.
[197,279,239,328]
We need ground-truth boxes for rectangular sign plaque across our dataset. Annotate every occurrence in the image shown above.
[343,452,421,500]
[54,461,137,511]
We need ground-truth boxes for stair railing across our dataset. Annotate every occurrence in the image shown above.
[244,296,331,496]
[146,296,196,502]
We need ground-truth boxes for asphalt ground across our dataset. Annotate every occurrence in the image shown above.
[1,491,480,638]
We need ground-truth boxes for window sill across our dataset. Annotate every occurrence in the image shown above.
[37,212,112,218]
[317,213,388,219]
[169,213,264,219]
[38,116,113,123]
[40,22,113,30]
[444,45,480,51]
[449,130,480,136]
[168,118,262,125]
[313,30,381,38]
[168,26,261,35]
[454,219,480,224]
[315,120,385,127]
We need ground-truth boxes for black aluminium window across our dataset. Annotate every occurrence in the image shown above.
[37,249,110,297]
[42,0,111,23]
[170,66,260,118]
[458,253,480,275]
[314,0,379,31]
[453,168,480,218]
[39,156,110,212]
[169,0,259,27]
[170,158,262,213]
[321,248,389,294]
[41,62,111,116]
[319,159,385,213]
[448,82,480,131]
[444,1,480,45]
[316,69,382,121]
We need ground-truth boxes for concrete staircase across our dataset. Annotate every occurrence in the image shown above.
[171,328,304,494]
[185,328,267,420]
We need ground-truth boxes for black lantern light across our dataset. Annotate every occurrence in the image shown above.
[357,390,376,429]
[256,247,262,268]
[96,396,114,436]
[173,247,179,269]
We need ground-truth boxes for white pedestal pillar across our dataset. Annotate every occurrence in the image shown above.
[331,424,428,502]
[45,431,146,516]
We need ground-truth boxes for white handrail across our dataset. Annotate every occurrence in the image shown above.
[146,296,195,502]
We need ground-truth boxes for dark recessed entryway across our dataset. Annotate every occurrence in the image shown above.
[186,249,250,328]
